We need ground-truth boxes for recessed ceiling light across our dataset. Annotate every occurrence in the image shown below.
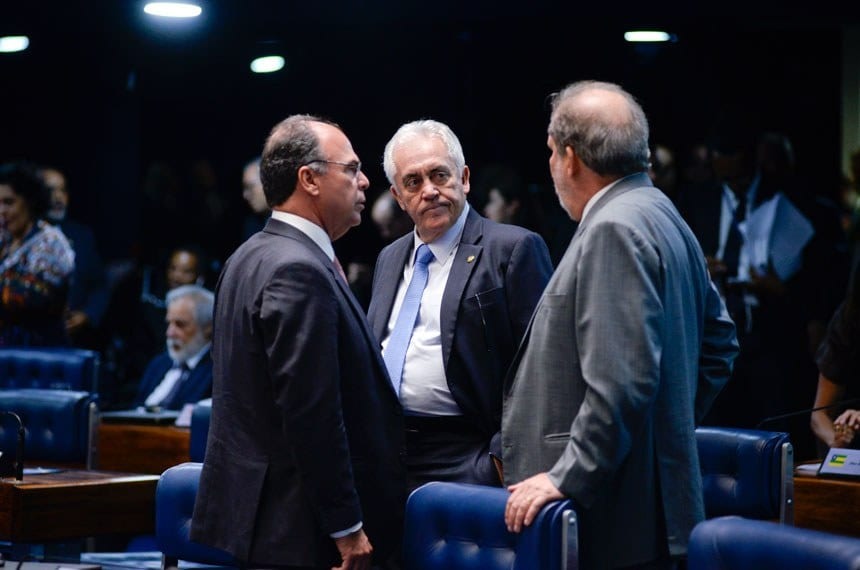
[251,55,285,74]
[624,31,675,43]
[0,36,30,53]
[143,2,203,18]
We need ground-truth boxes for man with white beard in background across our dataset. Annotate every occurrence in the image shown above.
[131,284,215,411]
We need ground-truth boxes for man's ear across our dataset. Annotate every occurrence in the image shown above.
[461,164,471,195]
[297,165,320,196]
[389,185,406,210]
[565,145,580,177]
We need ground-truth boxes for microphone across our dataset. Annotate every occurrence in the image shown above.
[0,411,24,481]
[755,398,860,429]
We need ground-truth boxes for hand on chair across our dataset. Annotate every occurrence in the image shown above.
[504,472,563,533]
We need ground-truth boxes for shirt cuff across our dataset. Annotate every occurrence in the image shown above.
[330,521,362,539]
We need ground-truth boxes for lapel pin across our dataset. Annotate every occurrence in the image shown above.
[466,255,476,263]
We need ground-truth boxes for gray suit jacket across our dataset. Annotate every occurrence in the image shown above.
[191,219,406,568]
[502,173,738,568]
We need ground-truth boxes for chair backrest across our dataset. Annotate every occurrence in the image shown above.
[156,462,238,569]
[0,347,100,393]
[0,388,98,468]
[403,481,577,570]
[189,399,212,462]
[696,426,794,523]
[688,515,860,570]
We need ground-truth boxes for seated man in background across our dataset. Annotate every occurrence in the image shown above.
[132,284,214,411]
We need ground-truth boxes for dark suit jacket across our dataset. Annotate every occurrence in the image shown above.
[131,350,213,410]
[190,218,406,568]
[367,207,552,439]
[56,218,109,326]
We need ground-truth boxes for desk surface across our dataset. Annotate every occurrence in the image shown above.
[0,469,159,542]
[97,421,190,474]
[794,466,860,538]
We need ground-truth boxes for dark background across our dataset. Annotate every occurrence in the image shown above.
[1,0,856,266]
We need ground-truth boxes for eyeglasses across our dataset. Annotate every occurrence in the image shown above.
[305,159,362,179]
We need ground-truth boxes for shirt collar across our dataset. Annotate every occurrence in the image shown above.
[411,202,470,264]
[176,342,211,370]
[270,210,335,261]
[580,178,624,224]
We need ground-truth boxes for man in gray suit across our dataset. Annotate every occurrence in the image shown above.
[502,81,739,569]
[191,115,405,569]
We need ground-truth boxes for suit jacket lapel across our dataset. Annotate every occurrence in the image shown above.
[265,217,393,388]
[505,174,653,394]
[440,209,482,370]
[370,236,413,342]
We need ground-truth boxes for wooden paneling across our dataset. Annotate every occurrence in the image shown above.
[794,469,860,538]
[96,423,190,474]
[0,470,159,542]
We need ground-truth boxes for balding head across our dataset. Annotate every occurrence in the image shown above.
[548,80,650,178]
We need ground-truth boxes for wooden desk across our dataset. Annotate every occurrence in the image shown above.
[97,422,190,474]
[0,470,159,542]
[794,467,860,538]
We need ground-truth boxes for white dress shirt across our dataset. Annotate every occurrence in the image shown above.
[382,204,471,416]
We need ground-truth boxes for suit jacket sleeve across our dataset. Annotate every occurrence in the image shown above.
[261,262,362,534]
[694,280,738,423]
[547,220,664,501]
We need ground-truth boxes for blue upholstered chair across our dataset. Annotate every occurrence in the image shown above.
[0,388,98,470]
[688,516,860,569]
[189,399,211,463]
[403,481,577,570]
[157,462,238,570]
[0,346,100,392]
[696,426,794,524]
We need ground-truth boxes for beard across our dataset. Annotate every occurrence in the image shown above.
[167,329,208,363]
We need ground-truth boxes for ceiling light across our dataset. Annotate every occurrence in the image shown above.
[0,36,30,53]
[250,55,285,74]
[624,31,675,43]
[143,2,203,18]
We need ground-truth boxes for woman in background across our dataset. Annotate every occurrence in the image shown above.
[0,162,74,346]
[811,262,860,453]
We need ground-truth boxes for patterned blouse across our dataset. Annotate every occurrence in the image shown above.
[0,220,75,346]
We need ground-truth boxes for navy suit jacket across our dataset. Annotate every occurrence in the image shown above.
[191,218,405,568]
[132,350,213,410]
[57,219,109,326]
[367,207,552,438]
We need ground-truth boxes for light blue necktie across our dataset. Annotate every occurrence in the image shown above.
[384,244,434,396]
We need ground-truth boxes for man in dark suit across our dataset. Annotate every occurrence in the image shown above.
[191,115,405,569]
[41,166,110,350]
[367,120,552,493]
[132,284,214,410]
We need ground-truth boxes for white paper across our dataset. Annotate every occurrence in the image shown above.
[737,193,814,281]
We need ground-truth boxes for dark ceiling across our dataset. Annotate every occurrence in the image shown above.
[1,0,856,261]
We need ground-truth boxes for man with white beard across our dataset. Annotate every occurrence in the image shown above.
[131,284,215,411]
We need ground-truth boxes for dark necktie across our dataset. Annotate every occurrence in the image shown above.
[383,244,434,396]
[159,362,191,410]
[723,208,743,276]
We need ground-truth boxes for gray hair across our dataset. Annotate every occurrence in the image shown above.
[548,80,650,177]
[382,119,466,186]
[166,284,215,330]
